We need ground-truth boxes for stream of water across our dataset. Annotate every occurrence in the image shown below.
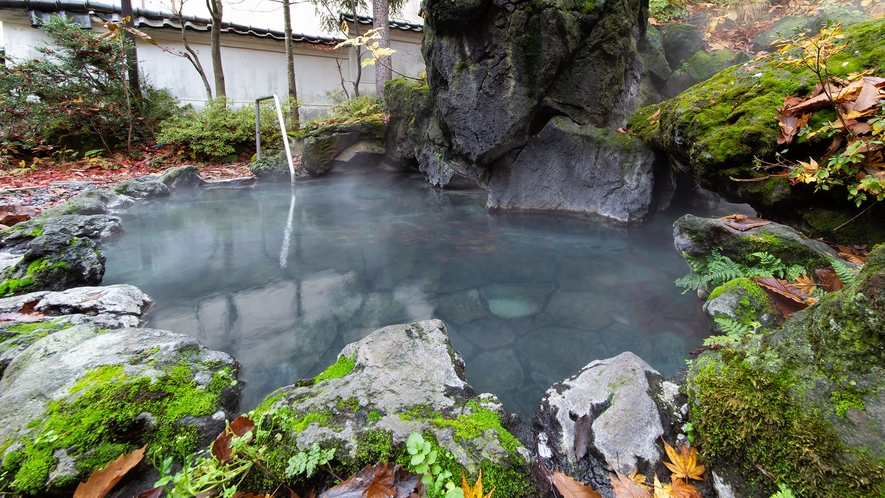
[102,171,750,417]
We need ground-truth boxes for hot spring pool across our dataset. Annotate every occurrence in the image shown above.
[102,171,748,417]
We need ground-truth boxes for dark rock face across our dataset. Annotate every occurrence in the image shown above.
[398,0,676,220]
[659,23,704,70]
[250,153,294,182]
[302,121,386,176]
[486,116,674,222]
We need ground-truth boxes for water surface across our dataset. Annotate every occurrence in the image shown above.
[103,171,745,417]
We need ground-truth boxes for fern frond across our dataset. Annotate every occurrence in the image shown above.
[703,334,743,348]
[707,256,744,287]
[713,315,757,336]
[675,271,710,293]
[831,259,858,284]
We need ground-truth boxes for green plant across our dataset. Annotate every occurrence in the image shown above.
[704,316,762,347]
[648,0,687,21]
[406,433,462,498]
[0,15,177,156]
[831,258,859,284]
[285,443,335,478]
[770,482,797,498]
[158,98,293,159]
[675,249,804,293]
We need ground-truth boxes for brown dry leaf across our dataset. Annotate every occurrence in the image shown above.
[661,440,705,482]
[668,478,702,498]
[836,244,868,264]
[783,91,833,115]
[610,471,651,498]
[815,268,845,293]
[793,274,816,297]
[0,312,46,323]
[752,277,815,318]
[322,463,419,498]
[648,108,661,121]
[574,415,591,460]
[211,416,255,464]
[724,216,771,231]
[135,487,164,498]
[775,114,799,144]
[550,471,602,498]
[73,446,146,498]
[853,76,885,111]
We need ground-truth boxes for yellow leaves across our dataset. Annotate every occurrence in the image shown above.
[795,157,820,184]
[662,440,706,482]
[334,28,398,68]
[462,470,494,498]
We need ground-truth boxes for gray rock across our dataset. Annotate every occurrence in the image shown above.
[250,153,294,182]
[486,116,674,223]
[533,352,686,489]
[112,176,171,198]
[638,25,671,85]
[435,289,487,325]
[703,278,782,335]
[65,189,135,214]
[34,284,152,316]
[0,324,241,495]
[545,291,617,331]
[673,214,844,270]
[302,122,386,176]
[252,320,535,491]
[329,140,386,172]
[2,214,122,250]
[159,165,205,189]
[479,283,554,319]
[1,231,105,297]
[660,23,705,70]
[663,50,740,99]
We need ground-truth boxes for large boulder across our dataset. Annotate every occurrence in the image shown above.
[628,18,885,244]
[396,0,674,213]
[158,165,205,189]
[0,285,153,377]
[302,121,387,176]
[249,319,537,496]
[112,176,170,199]
[532,352,690,494]
[686,244,885,497]
[0,232,105,297]
[486,116,674,222]
[0,324,241,496]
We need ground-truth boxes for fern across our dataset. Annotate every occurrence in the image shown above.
[676,248,812,293]
[703,334,743,348]
[831,259,858,284]
[770,482,796,498]
[713,315,761,336]
[707,256,745,287]
[674,271,710,294]
[285,443,335,478]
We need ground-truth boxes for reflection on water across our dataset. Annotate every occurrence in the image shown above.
[103,171,743,417]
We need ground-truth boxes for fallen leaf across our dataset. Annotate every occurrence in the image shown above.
[775,114,799,144]
[648,109,661,121]
[0,312,46,323]
[836,244,867,264]
[723,216,771,231]
[550,471,602,498]
[815,268,844,292]
[73,446,146,498]
[610,471,651,498]
[574,415,591,460]
[321,463,419,498]
[211,416,255,464]
[661,440,705,482]
[668,478,702,498]
[793,275,816,297]
[462,470,494,498]
[752,277,815,318]
[135,487,164,498]
[852,76,885,111]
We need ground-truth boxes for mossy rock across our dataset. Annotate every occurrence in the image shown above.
[301,121,386,176]
[158,165,205,189]
[0,324,241,495]
[245,320,536,496]
[686,244,885,497]
[250,153,295,182]
[629,18,885,244]
[662,49,743,98]
[673,214,844,271]
[704,277,782,335]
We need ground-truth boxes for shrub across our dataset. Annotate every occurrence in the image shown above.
[158,98,296,159]
[0,15,178,156]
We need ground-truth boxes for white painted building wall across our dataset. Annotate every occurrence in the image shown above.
[0,4,425,116]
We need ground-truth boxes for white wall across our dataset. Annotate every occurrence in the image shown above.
[0,11,425,116]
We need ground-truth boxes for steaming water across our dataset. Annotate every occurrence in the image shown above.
[102,171,748,417]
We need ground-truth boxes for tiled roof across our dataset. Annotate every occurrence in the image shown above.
[0,0,343,46]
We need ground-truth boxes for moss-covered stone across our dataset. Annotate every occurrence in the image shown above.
[629,18,885,244]
[301,121,386,176]
[686,244,885,497]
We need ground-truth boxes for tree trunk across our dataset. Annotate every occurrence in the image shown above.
[349,0,361,97]
[207,0,226,99]
[177,2,212,99]
[283,0,300,127]
[372,0,391,101]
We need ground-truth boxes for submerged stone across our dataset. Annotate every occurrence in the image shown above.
[479,283,554,319]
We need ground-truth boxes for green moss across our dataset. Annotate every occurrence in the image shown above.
[4,320,68,334]
[689,352,885,496]
[830,390,866,419]
[2,363,237,494]
[313,355,355,383]
[367,411,382,421]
